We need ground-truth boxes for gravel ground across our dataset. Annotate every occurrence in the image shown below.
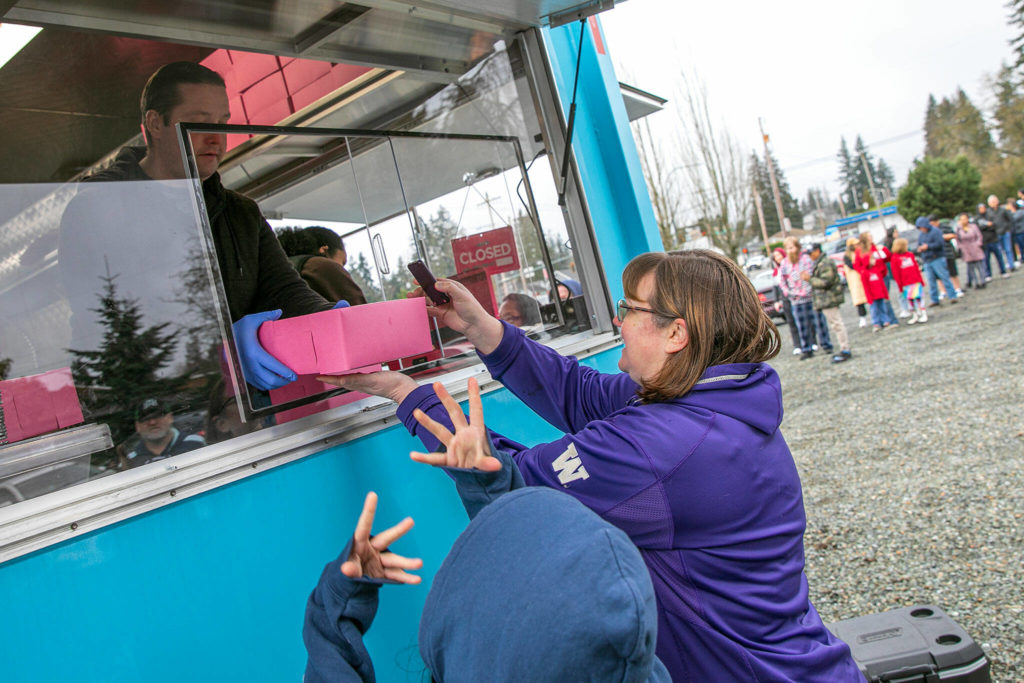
[769,270,1024,681]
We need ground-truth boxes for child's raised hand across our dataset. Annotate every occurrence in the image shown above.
[341,492,423,584]
[410,378,501,472]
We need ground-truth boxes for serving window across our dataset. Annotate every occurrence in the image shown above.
[0,25,604,511]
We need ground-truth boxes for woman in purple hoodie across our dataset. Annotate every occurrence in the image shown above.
[320,250,860,682]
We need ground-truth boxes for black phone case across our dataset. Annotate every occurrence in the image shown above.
[407,260,451,305]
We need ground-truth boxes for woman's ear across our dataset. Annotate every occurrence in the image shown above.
[664,318,689,354]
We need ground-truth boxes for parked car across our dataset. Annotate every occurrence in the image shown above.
[822,239,848,281]
[748,269,785,321]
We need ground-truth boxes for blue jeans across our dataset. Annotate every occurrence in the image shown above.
[1000,233,1017,270]
[869,299,897,326]
[813,310,832,350]
[983,241,1008,277]
[790,300,816,353]
[1014,232,1024,263]
[923,258,958,303]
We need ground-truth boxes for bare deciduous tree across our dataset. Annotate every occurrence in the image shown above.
[632,116,686,249]
[676,76,756,261]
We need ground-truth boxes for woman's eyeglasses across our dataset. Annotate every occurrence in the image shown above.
[616,299,675,321]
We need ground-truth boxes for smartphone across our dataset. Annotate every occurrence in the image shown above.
[407,260,451,305]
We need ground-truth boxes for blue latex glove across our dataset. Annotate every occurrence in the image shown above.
[231,309,297,391]
[333,300,350,309]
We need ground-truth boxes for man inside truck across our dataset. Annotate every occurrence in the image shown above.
[60,62,335,392]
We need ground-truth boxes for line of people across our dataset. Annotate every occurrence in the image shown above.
[772,199,1021,368]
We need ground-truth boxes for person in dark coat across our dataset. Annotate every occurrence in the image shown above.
[59,62,334,392]
[275,226,367,305]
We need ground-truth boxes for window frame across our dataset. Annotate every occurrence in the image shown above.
[0,28,622,562]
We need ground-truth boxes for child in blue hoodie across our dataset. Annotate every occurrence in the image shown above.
[303,379,670,682]
[321,250,861,682]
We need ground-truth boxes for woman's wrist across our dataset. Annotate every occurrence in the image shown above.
[465,317,505,355]
[386,375,419,404]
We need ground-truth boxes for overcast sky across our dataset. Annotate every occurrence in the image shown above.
[601,0,1017,205]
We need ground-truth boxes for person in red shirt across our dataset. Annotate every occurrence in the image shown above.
[853,232,898,331]
[890,238,928,324]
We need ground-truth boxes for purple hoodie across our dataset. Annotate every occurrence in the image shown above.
[399,323,860,681]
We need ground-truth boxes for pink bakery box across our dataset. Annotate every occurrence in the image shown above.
[257,298,433,375]
[0,367,84,443]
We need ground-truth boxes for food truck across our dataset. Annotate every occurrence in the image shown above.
[0,2,665,679]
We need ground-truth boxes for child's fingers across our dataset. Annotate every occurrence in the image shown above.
[381,552,423,571]
[467,377,484,427]
[352,492,378,544]
[340,559,363,579]
[370,516,414,551]
[412,409,454,448]
[432,382,468,430]
[410,450,452,468]
[383,568,423,585]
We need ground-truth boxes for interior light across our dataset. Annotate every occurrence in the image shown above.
[0,23,42,70]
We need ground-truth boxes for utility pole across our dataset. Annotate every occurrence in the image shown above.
[752,179,770,253]
[810,189,827,231]
[859,152,880,209]
[759,118,788,237]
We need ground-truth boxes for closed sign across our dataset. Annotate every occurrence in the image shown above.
[451,226,520,275]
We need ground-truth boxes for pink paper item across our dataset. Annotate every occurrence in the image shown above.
[257,298,433,375]
[0,367,84,443]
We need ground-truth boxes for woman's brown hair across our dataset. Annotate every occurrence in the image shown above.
[857,232,874,254]
[621,250,781,403]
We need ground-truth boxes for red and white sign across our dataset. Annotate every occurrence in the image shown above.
[451,226,520,275]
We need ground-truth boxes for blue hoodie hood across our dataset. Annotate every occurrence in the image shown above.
[419,487,668,682]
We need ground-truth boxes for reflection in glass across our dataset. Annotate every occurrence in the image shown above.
[0,34,593,509]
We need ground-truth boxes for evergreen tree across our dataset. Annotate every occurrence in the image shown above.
[897,156,982,222]
[838,136,897,209]
[69,274,181,444]
[876,159,896,194]
[922,89,995,168]
[836,137,859,212]
[924,94,941,158]
[991,63,1024,155]
[414,206,460,278]
[748,152,800,235]
[349,251,383,303]
[1009,0,1024,70]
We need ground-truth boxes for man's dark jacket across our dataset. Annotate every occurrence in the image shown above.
[975,209,997,244]
[76,146,330,323]
[990,205,1013,237]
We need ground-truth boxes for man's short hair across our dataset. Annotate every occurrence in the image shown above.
[140,62,225,142]
[809,242,822,254]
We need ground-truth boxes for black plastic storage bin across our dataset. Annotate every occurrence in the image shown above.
[829,604,991,682]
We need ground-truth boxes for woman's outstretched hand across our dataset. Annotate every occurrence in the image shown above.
[341,491,423,584]
[410,279,505,355]
[316,370,418,404]
[410,378,502,472]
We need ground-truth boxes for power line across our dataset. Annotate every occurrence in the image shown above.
[782,129,923,172]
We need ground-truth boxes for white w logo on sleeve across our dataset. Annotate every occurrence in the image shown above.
[552,442,590,486]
